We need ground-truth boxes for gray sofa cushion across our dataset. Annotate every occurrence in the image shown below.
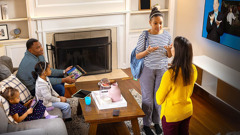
[0,107,8,133]
[0,64,11,81]
[1,128,46,135]
[0,56,13,73]
[7,118,68,135]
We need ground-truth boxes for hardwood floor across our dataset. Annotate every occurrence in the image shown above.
[65,68,240,135]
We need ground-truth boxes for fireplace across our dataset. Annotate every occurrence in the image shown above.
[52,29,112,75]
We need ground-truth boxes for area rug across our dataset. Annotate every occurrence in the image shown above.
[65,89,144,135]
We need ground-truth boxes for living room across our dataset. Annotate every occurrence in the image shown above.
[0,0,240,135]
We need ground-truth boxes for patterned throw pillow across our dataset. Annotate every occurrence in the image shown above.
[0,74,32,103]
[0,96,17,123]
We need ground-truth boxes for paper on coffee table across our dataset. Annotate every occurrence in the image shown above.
[92,90,127,110]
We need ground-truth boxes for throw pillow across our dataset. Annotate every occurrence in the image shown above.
[0,56,13,73]
[0,64,11,81]
[0,74,32,103]
[0,96,17,124]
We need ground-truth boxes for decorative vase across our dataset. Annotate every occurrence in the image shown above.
[2,4,9,20]
[108,82,121,102]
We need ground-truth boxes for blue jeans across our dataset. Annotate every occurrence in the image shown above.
[52,102,71,119]
[52,83,65,96]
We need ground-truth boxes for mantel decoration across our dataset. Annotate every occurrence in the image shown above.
[0,24,9,40]
[2,4,9,20]
[13,28,21,39]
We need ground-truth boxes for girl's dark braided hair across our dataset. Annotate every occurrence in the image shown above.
[32,61,49,80]
[149,7,163,20]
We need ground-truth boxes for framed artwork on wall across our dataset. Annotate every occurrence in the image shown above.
[139,0,151,10]
[0,24,9,40]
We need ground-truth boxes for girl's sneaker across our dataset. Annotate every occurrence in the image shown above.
[45,115,58,119]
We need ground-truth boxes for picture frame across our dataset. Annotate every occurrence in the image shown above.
[139,0,151,10]
[0,24,9,40]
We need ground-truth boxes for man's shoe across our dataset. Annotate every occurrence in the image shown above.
[143,125,154,135]
[154,124,163,134]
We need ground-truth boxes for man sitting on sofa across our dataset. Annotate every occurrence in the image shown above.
[17,38,76,96]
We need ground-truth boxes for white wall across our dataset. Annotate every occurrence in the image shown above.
[28,0,125,17]
[174,0,240,72]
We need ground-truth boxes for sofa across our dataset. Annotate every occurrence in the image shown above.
[0,56,68,135]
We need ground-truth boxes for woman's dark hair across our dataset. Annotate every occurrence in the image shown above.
[0,87,19,101]
[26,38,38,50]
[170,36,193,86]
[149,7,163,20]
[32,61,49,80]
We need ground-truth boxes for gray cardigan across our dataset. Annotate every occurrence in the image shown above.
[16,50,64,91]
[35,76,61,107]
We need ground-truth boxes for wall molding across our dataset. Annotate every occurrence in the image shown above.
[35,0,124,8]
[31,10,129,20]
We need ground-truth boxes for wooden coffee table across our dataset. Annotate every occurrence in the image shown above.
[78,87,145,135]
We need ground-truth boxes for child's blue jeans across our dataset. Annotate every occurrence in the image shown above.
[52,102,71,119]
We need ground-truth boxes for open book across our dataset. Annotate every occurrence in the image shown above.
[66,65,87,79]
[30,96,39,109]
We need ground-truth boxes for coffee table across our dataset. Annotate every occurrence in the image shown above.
[78,87,145,135]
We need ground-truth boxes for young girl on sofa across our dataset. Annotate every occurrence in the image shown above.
[32,61,72,121]
[1,87,58,123]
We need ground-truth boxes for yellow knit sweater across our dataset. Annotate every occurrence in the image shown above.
[156,65,197,122]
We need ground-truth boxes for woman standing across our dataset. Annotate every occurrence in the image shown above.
[156,36,197,135]
[136,7,172,135]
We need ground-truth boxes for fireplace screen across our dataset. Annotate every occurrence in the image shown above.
[53,29,112,75]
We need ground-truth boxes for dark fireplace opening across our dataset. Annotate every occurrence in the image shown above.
[52,29,112,75]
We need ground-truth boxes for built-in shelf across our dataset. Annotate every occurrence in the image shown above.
[130,9,169,14]
[0,18,28,23]
[0,38,29,44]
[129,27,170,33]
[193,55,240,90]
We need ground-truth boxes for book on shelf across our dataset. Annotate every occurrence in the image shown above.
[92,90,127,110]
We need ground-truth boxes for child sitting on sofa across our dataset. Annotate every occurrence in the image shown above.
[32,61,72,121]
[1,87,58,123]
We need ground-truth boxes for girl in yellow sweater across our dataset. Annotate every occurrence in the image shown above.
[156,36,197,135]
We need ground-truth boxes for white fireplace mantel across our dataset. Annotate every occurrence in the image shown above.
[32,13,128,68]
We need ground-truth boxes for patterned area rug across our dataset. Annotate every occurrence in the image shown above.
[65,89,144,135]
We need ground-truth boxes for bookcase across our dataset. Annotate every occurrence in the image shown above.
[0,0,29,67]
[0,0,29,41]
